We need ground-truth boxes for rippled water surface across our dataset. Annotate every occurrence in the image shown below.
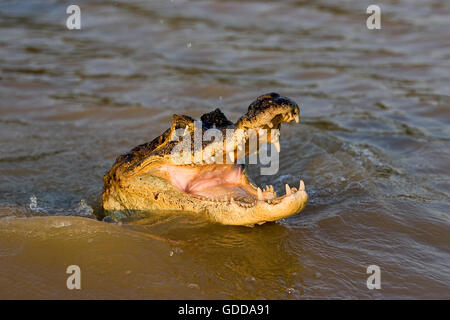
[0,0,449,299]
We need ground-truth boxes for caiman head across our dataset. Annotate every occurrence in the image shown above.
[102,93,308,226]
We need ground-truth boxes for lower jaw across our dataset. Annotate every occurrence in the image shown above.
[120,161,309,225]
[103,180,308,225]
[203,189,309,226]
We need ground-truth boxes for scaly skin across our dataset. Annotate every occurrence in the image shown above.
[102,93,308,226]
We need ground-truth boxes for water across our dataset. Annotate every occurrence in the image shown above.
[0,0,449,299]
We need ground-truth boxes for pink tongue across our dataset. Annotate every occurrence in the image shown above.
[186,165,243,194]
[161,164,248,198]
[190,184,250,198]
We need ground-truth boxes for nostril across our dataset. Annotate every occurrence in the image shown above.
[269,92,280,98]
[256,92,280,101]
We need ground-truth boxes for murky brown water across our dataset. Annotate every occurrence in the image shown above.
[0,0,449,299]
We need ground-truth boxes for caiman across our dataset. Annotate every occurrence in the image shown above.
[102,93,308,226]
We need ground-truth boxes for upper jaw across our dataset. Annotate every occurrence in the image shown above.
[160,94,301,166]
[235,92,300,130]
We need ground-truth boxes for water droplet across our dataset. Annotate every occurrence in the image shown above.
[174,247,183,254]
[188,283,200,289]
[187,42,192,48]
[51,221,72,228]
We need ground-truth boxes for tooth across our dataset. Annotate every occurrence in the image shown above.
[228,151,234,161]
[274,141,280,153]
[299,180,305,191]
[268,122,273,128]
[257,188,264,200]
[285,184,292,196]
[294,114,299,123]
[183,125,189,136]
[270,185,274,192]
[238,144,243,151]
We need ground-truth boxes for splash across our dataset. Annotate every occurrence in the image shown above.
[28,194,45,213]
[28,195,94,217]
[75,199,94,217]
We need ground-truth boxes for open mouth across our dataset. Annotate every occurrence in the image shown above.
[156,104,305,208]
[159,163,305,208]
[103,92,308,225]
